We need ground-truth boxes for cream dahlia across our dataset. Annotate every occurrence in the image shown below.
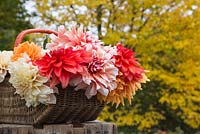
[8,56,56,107]
[0,51,13,82]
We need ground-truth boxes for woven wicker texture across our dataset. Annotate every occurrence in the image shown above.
[0,76,104,127]
[0,29,105,127]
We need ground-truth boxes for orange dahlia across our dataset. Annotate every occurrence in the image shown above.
[97,72,149,107]
[12,41,42,61]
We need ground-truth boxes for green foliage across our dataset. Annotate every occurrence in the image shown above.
[0,0,32,50]
[35,0,200,133]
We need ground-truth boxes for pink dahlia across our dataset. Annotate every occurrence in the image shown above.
[113,43,145,82]
[70,45,118,98]
[34,48,92,88]
[48,26,102,51]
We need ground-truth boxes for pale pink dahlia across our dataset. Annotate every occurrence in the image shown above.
[70,45,118,98]
[47,25,102,51]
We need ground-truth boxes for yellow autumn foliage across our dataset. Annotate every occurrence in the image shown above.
[35,0,200,133]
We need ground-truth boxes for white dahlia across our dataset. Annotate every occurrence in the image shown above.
[0,51,13,82]
[8,57,56,107]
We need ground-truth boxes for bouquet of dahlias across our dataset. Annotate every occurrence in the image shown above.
[0,26,149,108]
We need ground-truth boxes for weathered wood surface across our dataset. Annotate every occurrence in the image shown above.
[0,121,117,134]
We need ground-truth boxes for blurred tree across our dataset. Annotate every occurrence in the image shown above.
[0,0,32,50]
[35,0,200,133]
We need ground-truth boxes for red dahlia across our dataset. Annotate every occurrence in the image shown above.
[113,44,145,82]
[34,48,92,88]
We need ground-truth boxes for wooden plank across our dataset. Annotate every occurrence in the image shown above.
[73,127,86,134]
[0,124,33,134]
[17,127,31,134]
[82,122,102,134]
[1,127,10,134]
[82,121,117,134]
[32,128,44,134]
[102,122,118,134]
[113,124,118,134]
[0,121,117,134]
[43,124,73,134]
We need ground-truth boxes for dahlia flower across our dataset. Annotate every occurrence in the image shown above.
[70,45,118,98]
[34,48,93,88]
[47,25,102,51]
[12,41,42,61]
[97,44,149,107]
[113,43,145,82]
[97,72,149,107]
[0,51,13,82]
[8,57,56,107]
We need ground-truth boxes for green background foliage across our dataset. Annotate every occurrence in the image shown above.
[1,0,200,133]
[0,0,32,50]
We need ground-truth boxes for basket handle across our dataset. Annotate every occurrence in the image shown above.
[14,29,58,47]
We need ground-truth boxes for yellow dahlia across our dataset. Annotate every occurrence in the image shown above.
[97,72,149,107]
[8,57,56,107]
[0,51,13,82]
[12,41,42,61]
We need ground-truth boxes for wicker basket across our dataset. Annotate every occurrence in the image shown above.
[0,29,104,127]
